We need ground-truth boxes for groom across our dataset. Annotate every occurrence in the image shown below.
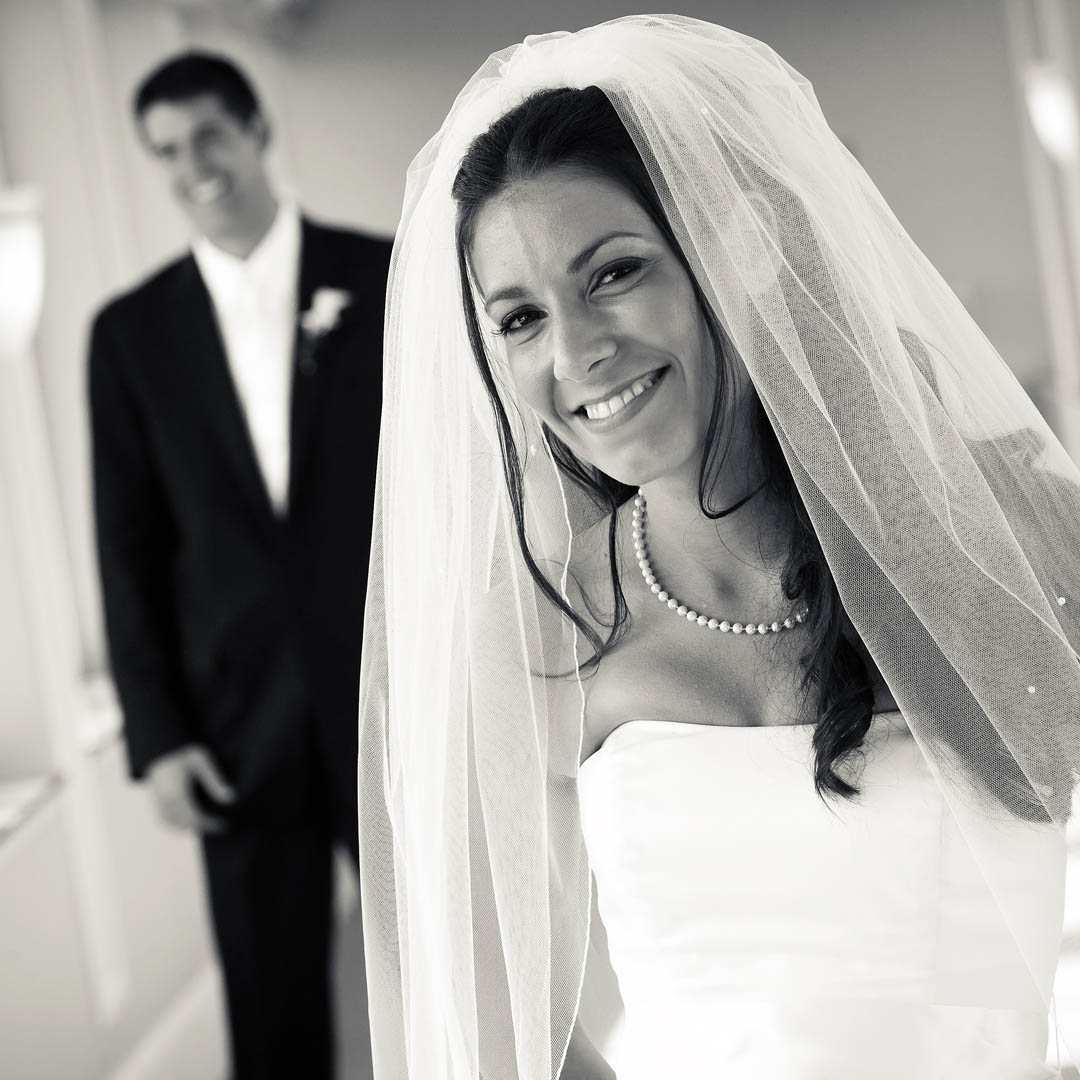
[88,52,390,1078]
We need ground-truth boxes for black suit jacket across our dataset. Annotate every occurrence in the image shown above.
[89,218,391,827]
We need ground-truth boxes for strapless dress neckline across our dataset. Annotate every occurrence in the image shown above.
[577,713,1065,1079]
[580,710,907,771]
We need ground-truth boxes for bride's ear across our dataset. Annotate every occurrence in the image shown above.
[744,190,786,294]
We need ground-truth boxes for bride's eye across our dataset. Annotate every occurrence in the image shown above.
[492,307,543,337]
[593,259,644,290]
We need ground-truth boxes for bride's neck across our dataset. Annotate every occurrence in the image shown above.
[636,450,791,608]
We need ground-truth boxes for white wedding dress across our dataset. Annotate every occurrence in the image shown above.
[577,712,1066,1079]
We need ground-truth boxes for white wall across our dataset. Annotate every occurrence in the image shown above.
[0,466,50,776]
[0,4,224,1077]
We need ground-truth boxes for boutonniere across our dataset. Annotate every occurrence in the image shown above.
[300,287,353,340]
[298,287,354,373]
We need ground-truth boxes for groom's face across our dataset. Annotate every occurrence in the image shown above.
[138,93,270,240]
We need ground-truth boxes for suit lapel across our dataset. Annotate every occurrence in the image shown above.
[288,220,330,510]
[170,256,279,531]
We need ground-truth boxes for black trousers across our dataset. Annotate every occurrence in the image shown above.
[201,799,359,1080]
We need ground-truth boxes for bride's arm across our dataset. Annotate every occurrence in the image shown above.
[560,1021,616,1079]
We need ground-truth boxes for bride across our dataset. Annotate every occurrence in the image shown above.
[358,16,1079,1079]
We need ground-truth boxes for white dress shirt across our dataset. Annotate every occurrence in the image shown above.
[193,202,301,515]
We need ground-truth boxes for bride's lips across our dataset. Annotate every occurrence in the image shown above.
[575,366,669,433]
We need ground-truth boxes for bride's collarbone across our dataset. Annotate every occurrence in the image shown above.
[570,530,903,762]
[571,506,819,760]
[580,613,809,761]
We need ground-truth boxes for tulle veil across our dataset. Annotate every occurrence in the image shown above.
[358,16,1080,1077]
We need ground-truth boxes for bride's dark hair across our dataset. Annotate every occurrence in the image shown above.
[452,85,878,801]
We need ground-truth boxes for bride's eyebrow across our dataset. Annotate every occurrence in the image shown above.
[481,284,527,315]
[481,230,648,314]
[566,230,646,276]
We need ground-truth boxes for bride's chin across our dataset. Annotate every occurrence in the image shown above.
[600,445,683,489]
[601,463,662,489]
[611,456,704,493]
[566,436,693,490]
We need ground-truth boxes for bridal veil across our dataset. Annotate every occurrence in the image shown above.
[358,16,1080,1077]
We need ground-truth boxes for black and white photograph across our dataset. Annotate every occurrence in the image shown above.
[1,1,1079,1078]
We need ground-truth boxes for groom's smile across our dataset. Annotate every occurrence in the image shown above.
[186,174,232,207]
[138,91,273,250]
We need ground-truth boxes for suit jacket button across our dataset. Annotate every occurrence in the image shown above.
[299,354,317,376]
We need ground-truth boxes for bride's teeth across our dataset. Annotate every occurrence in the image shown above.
[583,372,660,421]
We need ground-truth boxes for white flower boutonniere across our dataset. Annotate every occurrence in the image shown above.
[300,287,353,340]
[298,287,354,374]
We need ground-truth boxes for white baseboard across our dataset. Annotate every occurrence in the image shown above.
[111,963,227,1080]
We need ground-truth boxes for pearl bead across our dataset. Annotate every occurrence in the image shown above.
[645,574,656,586]
[707,618,719,629]
[758,623,769,634]
[720,621,731,632]
[1058,596,1067,606]
[745,623,756,634]
[732,623,744,633]
[638,558,649,570]
[686,611,698,621]
[1027,685,1036,694]
[667,598,678,609]
[784,617,794,629]
[650,583,661,594]
[677,605,688,616]
[771,621,780,633]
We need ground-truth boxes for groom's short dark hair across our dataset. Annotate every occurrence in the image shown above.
[134,52,261,125]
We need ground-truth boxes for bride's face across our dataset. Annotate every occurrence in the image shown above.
[468,167,717,487]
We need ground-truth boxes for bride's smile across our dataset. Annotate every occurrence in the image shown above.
[575,364,666,425]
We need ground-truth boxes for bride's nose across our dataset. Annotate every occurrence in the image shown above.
[551,309,618,382]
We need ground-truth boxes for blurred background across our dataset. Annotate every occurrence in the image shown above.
[2,0,1080,1076]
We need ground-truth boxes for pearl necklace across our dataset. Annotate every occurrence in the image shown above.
[632,490,808,636]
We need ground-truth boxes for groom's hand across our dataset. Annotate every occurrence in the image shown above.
[147,744,236,833]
